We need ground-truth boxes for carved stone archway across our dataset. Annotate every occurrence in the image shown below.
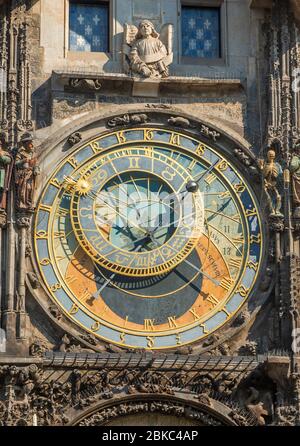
[68,394,253,427]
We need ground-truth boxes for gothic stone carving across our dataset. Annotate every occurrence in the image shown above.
[290,140,300,217]
[15,133,39,212]
[168,116,192,128]
[123,21,173,78]
[67,132,82,147]
[77,401,223,426]
[107,113,149,128]
[68,78,102,91]
[200,124,220,141]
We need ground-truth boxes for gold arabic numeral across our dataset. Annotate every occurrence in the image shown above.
[250,234,261,244]
[169,132,181,146]
[120,332,126,344]
[36,230,48,239]
[234,183,246,194]
[222,307,231,317]
[128,157,140,169]
[247,260,258,271]
[168,316,178,329]
[91,321,100,332]
[195,143,206,157]
[200,323,208,334]
[146,336,155,349]
[176,333,182,345]
[237,284,250,298]
[50,283,62,292]
[116,131,126,144]
[162,167,176,181]
[229,258,243,269]
[206,294,219,308]
[40,258,51,266]
[189,307,201,321]
[144,319,156,331]
[69,304,79,315]
[144,129,154,141]
[205,173,216,185]
[216,160,228,172]
[90,141,102,152]
[220,277,235,291]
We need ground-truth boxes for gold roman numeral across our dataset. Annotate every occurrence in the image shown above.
[207,294,219,308]
[220,277,234,291]
[229,258,242,269]
[144,319,155,331]
[205,173,216,185]
[168,316,178,328]
[189,308,201,321]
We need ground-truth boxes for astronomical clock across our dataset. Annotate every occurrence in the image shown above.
[34,126,264,350]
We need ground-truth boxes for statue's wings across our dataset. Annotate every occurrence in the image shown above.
[160,23,174,55]
[124,23,138,47]
[123,23,138,74]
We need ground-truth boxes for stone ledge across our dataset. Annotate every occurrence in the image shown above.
[52,70,245,99]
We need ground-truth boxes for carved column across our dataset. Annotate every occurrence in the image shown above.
[15,214,31,339]
[2,0,33,352]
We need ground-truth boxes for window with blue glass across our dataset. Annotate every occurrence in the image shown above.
[69,1,109,52]
[182,6,221,59]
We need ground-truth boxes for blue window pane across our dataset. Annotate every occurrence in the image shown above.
[69,3,109,52]
[182,7,220,58]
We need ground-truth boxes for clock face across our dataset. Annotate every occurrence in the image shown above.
[34,128,263,350]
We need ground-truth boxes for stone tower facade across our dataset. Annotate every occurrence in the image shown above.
[1,0,300,427]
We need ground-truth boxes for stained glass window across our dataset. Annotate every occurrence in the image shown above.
[69,2,109,52]
[182,6,221,59]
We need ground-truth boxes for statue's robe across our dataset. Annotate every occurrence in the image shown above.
[15,149,37,210]
[130,36,168,75]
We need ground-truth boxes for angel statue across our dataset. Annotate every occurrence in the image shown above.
[258,148,283,217]
[123,20,173,78]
